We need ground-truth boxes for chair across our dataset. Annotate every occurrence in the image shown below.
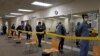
[43,37,59,56]
[8,31,12,38]
[12,31,16,38]
[14,33,22,44]
[93,46,100,56]
[25,34,37,52]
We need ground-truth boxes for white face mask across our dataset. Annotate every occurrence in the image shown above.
[84,19,88,21]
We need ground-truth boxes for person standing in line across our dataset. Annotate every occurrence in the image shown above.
[11,24,15,36]
[42,22,46,38]
[56,22,66,53]
[25,22,32,40]
[36,22,44,47]
[75,22,81,48]
[79,14,90,56]
[2,24,7,35]
[16,23,24,38]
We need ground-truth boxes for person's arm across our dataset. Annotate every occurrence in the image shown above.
[63,26,67,35]
[25,26,27,31]
[36,26,38,32]
[16,26,20,30]
[14,26,15,29]
[44,25,46,31]
[30,26,32,31]
[78,24,83,35]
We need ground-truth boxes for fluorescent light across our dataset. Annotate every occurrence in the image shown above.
[5,15,16,17]
[32,1,52,7]
[73,15,81,17]
[10,13,23,15]
[18,9,33,12]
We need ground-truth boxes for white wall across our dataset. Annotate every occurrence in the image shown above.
[11,0,99,32]
[26,0,99,18]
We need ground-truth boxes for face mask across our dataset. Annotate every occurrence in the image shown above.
[84,19,88,21]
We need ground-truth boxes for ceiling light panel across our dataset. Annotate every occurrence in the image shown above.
[73,15,81,17]
[10,13,23,15]
[5,15,16,17]
[18,9,33,12]
[32,1,52,7]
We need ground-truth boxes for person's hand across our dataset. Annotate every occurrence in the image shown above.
[44,31,46,34]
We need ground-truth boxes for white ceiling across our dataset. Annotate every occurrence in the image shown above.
[0,0,74,17]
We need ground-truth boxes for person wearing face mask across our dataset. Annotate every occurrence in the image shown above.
[79,14,90,56]
[56,22,66,53]
[42,22,46,38]
[25,22,32,40]
[16,23,24,39]
[36,22,44,47]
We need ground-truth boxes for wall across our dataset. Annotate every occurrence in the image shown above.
[11,0,99,32]
[70,17,83,34]
[27,0,99,18]
[0,18,2,32]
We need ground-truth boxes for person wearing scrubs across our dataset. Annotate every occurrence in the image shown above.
[79,14,90,56]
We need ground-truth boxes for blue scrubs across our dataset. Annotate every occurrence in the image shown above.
[79,22,90,56]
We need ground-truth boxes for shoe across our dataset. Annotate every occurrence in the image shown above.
[38,45,42,48]
[59,50,64,54]
[77,45,80,48]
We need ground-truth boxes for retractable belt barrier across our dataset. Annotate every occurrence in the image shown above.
[10,29,100,41]
[9,29,100,56]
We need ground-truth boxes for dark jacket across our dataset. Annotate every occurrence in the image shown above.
[2,25,7,30]
[42,23,46,31]
[36,25,44,32]
[25,24,32,31]
[16,25,24,30]
[75,25,81,36]
[11,25,15,29]
[56,24,66,35]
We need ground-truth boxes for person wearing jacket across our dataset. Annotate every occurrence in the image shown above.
[36,22,44,47]
[25,23,32,40]
[56,22,66,53]
[79,14,90,56]
[11,24,15,36]
[42,22,46,38]
[75,22,81,47]
[2,24,7,35]
[16,24,24,38]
